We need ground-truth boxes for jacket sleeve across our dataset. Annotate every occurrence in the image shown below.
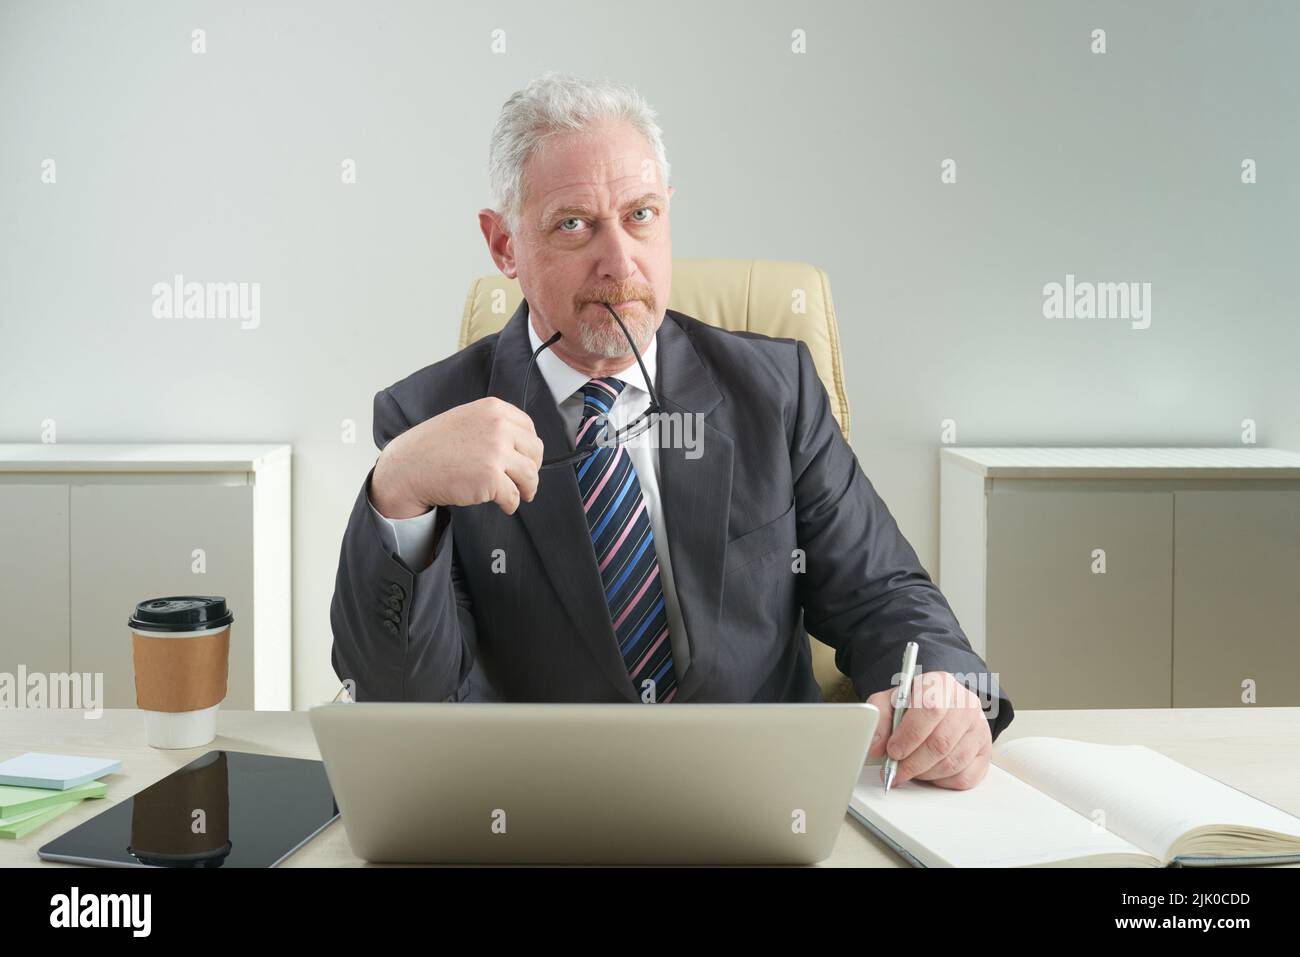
[788,340,1015,741]
[329,387,477,702]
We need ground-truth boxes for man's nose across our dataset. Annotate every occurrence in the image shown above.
[592,221,638,283]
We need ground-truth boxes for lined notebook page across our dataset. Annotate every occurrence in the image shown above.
[995,737,1300,862]
[848,763,1151,867]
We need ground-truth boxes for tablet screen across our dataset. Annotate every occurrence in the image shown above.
[38,750,338,868]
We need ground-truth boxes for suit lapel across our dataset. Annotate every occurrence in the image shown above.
[654,310,731,702]
[486,300,732,703]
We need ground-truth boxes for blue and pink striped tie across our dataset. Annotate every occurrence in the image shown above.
[574,377,677,703]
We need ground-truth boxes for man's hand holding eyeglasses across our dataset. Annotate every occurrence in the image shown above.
[371,397,546,518]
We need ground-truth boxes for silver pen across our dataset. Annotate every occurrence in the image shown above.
[880,641,919,796]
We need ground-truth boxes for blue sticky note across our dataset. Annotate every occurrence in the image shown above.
[0,752,122,790]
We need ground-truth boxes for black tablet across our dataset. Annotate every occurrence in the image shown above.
[38,750,339,868]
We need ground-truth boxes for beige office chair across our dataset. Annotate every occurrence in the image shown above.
[459,258,858,703]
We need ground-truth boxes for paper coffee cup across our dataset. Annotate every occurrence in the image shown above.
[128,597,233,749]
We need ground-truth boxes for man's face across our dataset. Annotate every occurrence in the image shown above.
[480,119,674,370]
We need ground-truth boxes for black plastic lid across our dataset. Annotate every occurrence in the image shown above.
[128,596,234,633]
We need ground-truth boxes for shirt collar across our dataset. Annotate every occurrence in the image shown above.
[525,301,657,406]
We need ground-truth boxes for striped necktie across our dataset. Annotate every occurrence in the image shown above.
[574,376,677,703]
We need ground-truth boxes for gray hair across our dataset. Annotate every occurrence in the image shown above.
[487,71,672,234]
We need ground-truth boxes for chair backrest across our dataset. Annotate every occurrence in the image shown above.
[459,258,850,441]
[458,258,857,703]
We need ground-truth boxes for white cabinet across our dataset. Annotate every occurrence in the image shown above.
[0,445,291,710]
[940,448,1300,710]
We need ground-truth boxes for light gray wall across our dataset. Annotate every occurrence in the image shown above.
[2,1,1296,709]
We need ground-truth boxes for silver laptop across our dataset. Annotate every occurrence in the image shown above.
[309,701,878,865]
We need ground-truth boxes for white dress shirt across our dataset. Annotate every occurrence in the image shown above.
[367,303,692,675]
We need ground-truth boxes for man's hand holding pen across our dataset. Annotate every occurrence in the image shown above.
[866,670,993,792]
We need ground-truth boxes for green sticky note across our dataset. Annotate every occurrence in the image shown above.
[0,800,80,839]
[0,779,107,817]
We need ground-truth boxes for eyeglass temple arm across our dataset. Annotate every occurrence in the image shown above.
[527,305,657,471]
[600,302,662,411]
[522,305,662,412]
[521,329,563,411]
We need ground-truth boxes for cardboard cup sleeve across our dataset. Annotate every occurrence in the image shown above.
[132,627,230,712]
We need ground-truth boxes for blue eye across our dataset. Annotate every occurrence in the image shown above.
[556,207,657,233]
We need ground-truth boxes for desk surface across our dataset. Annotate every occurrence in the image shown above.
[2,707,1297,867]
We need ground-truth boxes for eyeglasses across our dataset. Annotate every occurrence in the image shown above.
[521,301,664,470]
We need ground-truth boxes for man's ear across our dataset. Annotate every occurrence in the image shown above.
[478,208,518,279]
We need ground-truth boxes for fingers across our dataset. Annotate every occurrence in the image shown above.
[905,715,984,785]
[881,676,945,768]
[484,402,542,515]
[491,470,522,515]
[927,739,993,791]
[501,448,540,507]
[871,672,992,788]
[890,708,971,786]
[511,424,545,467]
[487,396,538,433]
[481,398,542,461]
[491,449,541,515]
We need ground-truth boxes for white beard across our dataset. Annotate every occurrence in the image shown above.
[577,307,656,358]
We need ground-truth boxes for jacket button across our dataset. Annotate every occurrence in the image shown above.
[388,583,406,599]
[383,620,398,635]
[385,595,402,612]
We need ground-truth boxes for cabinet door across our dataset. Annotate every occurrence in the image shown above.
[1173,490,1300,707]
[986,487,1173,709]
[0,484,70,678]
[70,484,254,709]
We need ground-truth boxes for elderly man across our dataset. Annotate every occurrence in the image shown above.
[330,71,1014,791]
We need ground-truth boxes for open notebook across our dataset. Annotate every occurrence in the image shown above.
[848,736,1300,867]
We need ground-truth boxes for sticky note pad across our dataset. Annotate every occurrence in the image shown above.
[0,752,121,790]
[0,779,107,817]
[0,800,80,839]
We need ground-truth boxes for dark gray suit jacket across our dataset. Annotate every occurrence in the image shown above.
[330,300,1014,740]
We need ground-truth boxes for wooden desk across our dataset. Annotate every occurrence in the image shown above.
[2,707,1297,867]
